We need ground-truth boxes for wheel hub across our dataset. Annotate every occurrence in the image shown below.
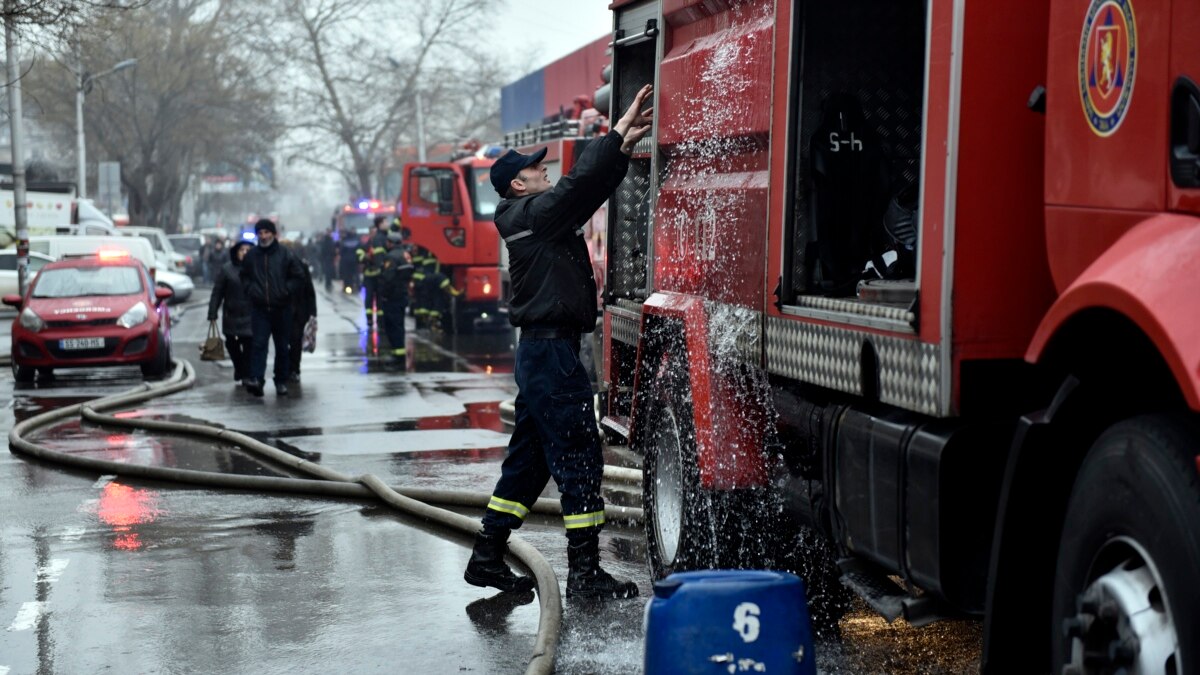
[1062,539,1180,675]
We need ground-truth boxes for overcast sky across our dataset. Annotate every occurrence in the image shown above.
[487,3,613,74]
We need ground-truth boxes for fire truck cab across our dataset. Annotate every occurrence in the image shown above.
[601,0,1200,671]
[400,150,504,331]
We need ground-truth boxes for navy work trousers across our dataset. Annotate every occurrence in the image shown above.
[249,305,293,385]
[363,275,379,321]
[381,296,408,354]
[482,336,606,542]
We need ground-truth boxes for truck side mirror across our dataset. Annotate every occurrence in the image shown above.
[437,175,456,216]
[2,294,22,308]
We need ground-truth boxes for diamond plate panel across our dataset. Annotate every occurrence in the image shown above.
[766,316,943,416]
[608,161,651,299]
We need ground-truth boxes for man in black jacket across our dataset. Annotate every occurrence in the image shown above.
[463,84,654,599]
[240,218,306,397]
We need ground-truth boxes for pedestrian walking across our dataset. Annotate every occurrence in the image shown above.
[338,226,360,293]
[319,227,336,291]
[206,240,253,383]
[239,218,306,397]
[288,255,318,381]
[463,84,654,599]
[379,231,414,362]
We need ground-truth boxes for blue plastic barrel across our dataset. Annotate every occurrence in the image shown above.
[643,570,817,675]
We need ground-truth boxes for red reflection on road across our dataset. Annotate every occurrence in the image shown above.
[97,482,162,551]
[416,401,503,433]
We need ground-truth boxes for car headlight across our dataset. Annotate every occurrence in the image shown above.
[19,307,45,332]
[117,302,149,329]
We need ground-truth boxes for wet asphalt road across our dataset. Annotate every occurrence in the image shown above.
[0,283,983,674]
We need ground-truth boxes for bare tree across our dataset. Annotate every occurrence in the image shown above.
[279,0,505,199]
[25,0,283,230]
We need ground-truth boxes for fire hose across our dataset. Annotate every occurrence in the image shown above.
[9,358,644,675]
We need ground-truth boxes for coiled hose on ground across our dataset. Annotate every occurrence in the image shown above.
[8,359,644,675]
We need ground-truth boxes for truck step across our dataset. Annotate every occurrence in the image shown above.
[601,415,631,441]
[836,558,955,627]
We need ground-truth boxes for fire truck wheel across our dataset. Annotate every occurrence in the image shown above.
[1051,414,1200,674]
[641,366,753,578]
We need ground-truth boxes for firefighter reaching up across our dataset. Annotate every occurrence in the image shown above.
[463,83,654,600]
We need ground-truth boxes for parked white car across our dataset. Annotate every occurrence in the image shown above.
[153,268,194,304]
[0,250,55,298]
[121,226,189,274]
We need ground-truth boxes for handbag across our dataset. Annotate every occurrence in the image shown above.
[302,316,317,353]
[199,321,226,361]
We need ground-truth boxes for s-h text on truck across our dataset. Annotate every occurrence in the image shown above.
[600,0,1200,672]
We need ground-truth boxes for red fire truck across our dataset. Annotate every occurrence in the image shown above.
[399,149,505,329]
[601,0,1200,671]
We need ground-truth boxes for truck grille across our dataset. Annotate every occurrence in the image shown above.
[47,318,117,328]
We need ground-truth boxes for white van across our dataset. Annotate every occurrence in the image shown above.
[120,226,188,273]
[21,235,193,303]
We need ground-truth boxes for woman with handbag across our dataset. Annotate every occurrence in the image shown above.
[207,241,254,384]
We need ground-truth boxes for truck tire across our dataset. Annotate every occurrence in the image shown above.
[641,359,764,578]
[1051,414,1200,675]
[12,360,33,383]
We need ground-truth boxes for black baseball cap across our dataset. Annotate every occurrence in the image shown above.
[489,147,548,197]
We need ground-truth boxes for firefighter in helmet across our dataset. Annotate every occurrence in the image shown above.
[356,215,390,327]
[378,230,414,362]
[416,253,462,333]
[409,245,432,328]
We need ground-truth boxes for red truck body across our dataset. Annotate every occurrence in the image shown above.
[602,0,1200,670]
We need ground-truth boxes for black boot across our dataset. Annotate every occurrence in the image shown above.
[464,532,536,593]
[566,535,639,599]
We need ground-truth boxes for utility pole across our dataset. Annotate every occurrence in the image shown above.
[75,39,86,198]
[415,89,426,163]
[6,7,29,297]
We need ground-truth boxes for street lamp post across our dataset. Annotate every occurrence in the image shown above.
[386,57,426,162]
[75,55,136,199]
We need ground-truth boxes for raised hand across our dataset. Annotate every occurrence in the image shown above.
[615,84,655,154]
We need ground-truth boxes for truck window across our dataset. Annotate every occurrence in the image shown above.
[470,168,499,219]
[787,0,925,307]
[414,174,444,206]
[136,232,164,252]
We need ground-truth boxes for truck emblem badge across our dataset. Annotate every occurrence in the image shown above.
[1078,0,1137,137]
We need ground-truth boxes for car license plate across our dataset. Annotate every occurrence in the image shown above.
[60,337,105,350]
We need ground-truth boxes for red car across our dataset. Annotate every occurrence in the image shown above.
[2,251,174,382]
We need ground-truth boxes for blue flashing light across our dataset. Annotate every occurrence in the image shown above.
[241,231,256,241]
[357,200,370,209]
